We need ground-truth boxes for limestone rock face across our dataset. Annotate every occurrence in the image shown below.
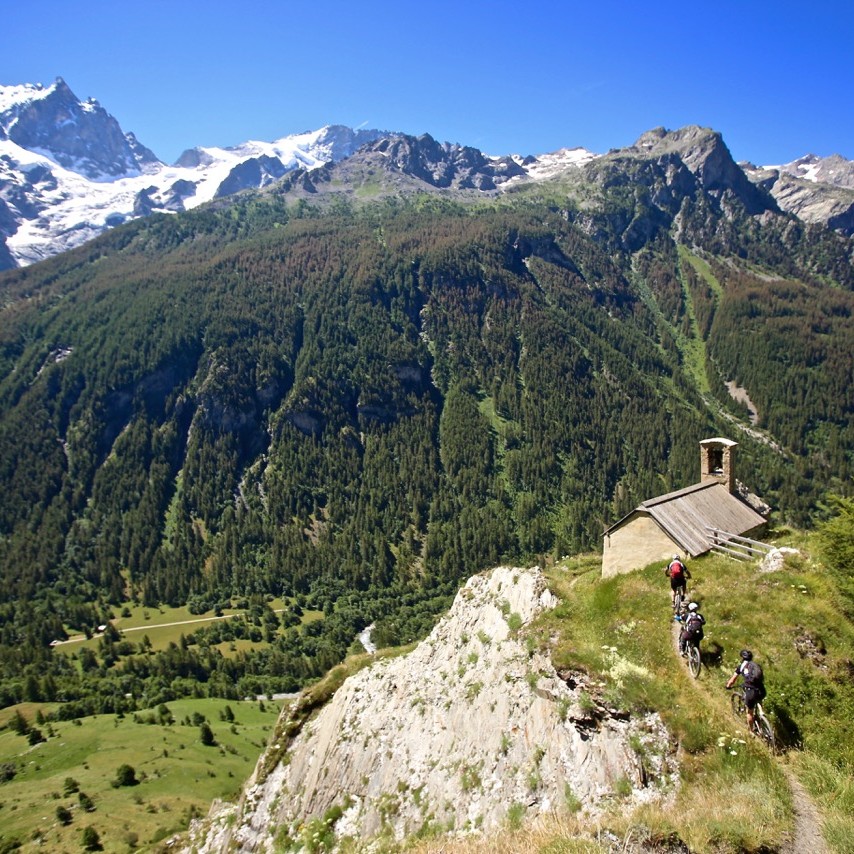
[189,566,674,851]
[743,164,854,236]
[631,125,772,214]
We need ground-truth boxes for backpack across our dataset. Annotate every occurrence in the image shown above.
[669,560,685,580]
[684,613,704,640]
[742,660,763,687]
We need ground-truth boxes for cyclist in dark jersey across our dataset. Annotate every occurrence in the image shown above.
[679,602,705,656]
[726,649,767,731]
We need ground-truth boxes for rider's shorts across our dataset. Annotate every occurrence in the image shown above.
[744,686,765,709]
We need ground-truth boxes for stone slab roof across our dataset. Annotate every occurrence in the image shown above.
[606,481,767,557]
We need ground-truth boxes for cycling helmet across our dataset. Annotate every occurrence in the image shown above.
[740,649,753,661]
[687,602,698,611]
[673,554,680,560]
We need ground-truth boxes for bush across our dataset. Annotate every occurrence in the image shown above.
[113,763,138,787]
[81,825,101,851]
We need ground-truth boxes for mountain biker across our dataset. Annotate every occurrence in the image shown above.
[665,554,690,607]
[726,649,767,731]
[678,602,705,656]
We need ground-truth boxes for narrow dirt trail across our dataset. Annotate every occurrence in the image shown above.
[780,766,829,854]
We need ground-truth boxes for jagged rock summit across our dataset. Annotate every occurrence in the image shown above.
[186,566,673,852]
[629,125,773,215]
[743,153,854,236]
[0,77,159,179]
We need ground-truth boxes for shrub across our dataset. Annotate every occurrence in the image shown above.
[113,764,138,787]
[506,612,523,632]
[506,802,526,829]
[81,825,101,850]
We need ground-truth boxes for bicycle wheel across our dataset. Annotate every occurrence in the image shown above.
[730,691,746,719]
[673,591,683,613]
[755,712,776,751]
[687,644,701,678]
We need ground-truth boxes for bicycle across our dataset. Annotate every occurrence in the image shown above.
[729,686,775,750]
[674,613,702,678]
[684,638,701,678]
[672,588,686,614]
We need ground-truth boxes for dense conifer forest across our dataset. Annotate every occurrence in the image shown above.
[0,158,852,712]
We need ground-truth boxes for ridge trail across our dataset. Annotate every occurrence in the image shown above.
[668,608,828,853]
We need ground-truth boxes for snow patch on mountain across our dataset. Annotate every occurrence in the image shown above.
[1,77,388,268]
[509,146,599,181]
[0,82,54,115]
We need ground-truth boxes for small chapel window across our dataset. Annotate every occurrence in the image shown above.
[709,447,724,474]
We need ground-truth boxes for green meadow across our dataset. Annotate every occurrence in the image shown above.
[59,598,324,656]
[0,697,286,853]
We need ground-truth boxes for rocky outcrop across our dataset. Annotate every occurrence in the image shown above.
[215,154,290,197]
[630,126,774,215]
[758,546,801,573]
[1,78,159,179]
[363,133,528,190]
[185,566,674,852]
[743,163,854,236]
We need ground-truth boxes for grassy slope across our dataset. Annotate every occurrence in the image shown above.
[0,697,285,853]
[410,535,854,854]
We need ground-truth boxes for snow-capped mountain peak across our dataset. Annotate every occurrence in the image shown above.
[772,153,854,190]
[0,79,389,269]
[0,77,159,181]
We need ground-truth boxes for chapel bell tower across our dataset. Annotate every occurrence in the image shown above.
[699,437,737,493]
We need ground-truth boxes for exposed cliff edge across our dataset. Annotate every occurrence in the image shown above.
[184,566,675,851]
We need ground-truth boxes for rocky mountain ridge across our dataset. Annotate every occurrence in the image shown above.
[183,566,673,852]
[0,79,386,268]
[3,78,853,269]
[742,156,854,235]
[0,78,159,179]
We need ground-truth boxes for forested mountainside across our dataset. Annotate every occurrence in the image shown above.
[0,127,852,710]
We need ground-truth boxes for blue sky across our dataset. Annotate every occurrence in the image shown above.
[5,0,853,166]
